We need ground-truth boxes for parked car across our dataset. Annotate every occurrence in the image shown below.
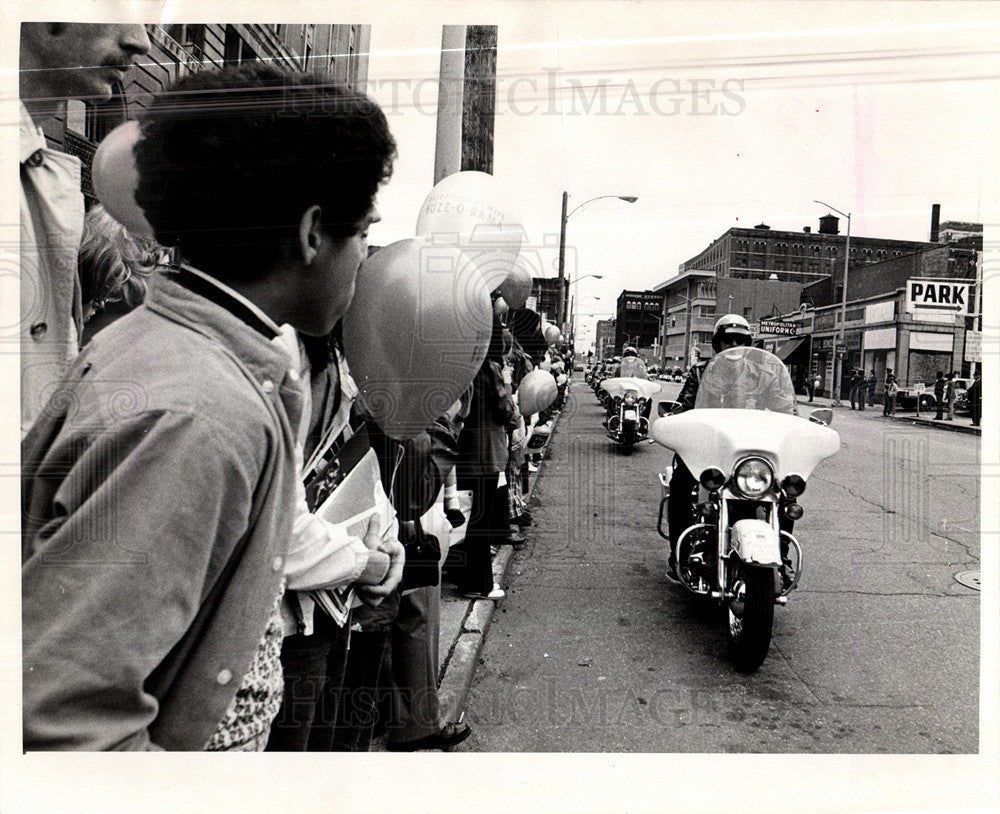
[895,383,936,412]
[952,377,972,414]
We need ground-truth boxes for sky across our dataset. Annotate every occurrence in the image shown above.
[360,2,1000,351]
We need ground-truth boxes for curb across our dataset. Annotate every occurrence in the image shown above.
[436,403,563,725]
[438,544,515,723]
[797,399,981,436]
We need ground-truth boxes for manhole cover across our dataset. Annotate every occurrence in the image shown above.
[955,570,981,591]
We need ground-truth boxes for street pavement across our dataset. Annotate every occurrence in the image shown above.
[425,372,981,753]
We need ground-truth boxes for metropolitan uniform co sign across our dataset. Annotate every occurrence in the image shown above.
[905,280,973,314]
[757,319,798,336]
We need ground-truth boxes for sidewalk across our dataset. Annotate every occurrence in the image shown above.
[370,402,565,749]
[434,414,558,725]
[799,394,981,436]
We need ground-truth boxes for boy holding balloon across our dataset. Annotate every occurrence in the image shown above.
[21,65,401,750]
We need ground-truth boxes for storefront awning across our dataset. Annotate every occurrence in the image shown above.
[773,337,808,361]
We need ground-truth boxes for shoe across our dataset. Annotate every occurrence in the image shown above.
[665,557,681,585]
[512,511,533,527]
[527,463,539,473]
[445,507,466,528]
[462,583,505,601]
[386,721,471,752]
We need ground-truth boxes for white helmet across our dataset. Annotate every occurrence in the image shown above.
[712,314,753,353]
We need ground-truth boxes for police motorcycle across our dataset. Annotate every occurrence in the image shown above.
[593,359,617,400]
[600,376,660,447]
[652,345,840,671]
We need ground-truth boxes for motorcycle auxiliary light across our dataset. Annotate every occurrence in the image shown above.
[784,503,804,521]
[733,457,774,498]
[780,473,806,498]
[623,390,639,406]
[699,467,727,491]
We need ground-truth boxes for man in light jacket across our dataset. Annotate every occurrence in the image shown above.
[19,23,151,435]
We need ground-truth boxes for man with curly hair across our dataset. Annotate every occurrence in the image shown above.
[22,65,399,750]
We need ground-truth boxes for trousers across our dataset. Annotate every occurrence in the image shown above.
[386,584,444,744]
[265,611,351,751]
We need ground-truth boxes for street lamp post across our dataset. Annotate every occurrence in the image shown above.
[556,192,638,331]
[814,200,852,405]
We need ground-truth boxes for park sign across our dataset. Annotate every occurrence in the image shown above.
[758,319,798,336]
[906,280,972,314]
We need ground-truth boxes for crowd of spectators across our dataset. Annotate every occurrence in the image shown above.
[19,27,569,752]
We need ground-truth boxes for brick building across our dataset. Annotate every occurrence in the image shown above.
[614,290,665,357]
[780,241,981,398]
[528,276,569,325]
[595,319,616,361]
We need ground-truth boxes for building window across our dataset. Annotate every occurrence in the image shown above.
[169,24,206,58]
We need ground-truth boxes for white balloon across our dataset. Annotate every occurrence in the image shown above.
[517,369,558,416]
[91,120,154,239]
[416,171,523,291]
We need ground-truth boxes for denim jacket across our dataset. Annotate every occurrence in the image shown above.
[22,269,304,750]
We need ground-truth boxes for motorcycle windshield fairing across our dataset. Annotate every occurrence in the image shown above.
[599,377,661,400]
[652,347,840,481]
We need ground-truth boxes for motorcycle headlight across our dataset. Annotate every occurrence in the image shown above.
[733,457,774,498]
[623,390,639,406]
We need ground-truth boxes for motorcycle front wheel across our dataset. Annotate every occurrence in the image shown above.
[726,563,775,673]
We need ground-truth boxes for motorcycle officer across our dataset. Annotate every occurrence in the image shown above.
[619,345,649,379]
[666,314,752,580]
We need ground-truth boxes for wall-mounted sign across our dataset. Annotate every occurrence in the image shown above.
[906,281,972,314]
[965,330,982,363]
[758,319,798,336]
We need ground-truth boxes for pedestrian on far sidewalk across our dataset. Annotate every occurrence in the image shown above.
[944,371,957,420]
[967,372,981,427]
[933,370,946,420]
[849,369,863,410]
[883,369,898,416]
